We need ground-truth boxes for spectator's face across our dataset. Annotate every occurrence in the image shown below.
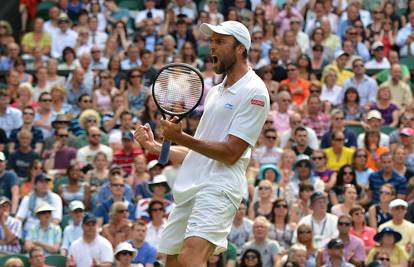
[34,18,44,32]
[291,250,307,267]
[374,48,385,60]
[152,183,167,197]
[80,56,91,69]
[391,66,402,80]
[88,18,98,31]
[0,159,5,173]
[391,205,407,221]
[88,127,101,145]
[149,203,165,220]
[38,94,52,110]
[37,210,52,223]
[49,7,60,20]
[71,208,84,224]
[380,155,393,172]
[8,71,19,86]
[91,48,101,60]
[0,201,10,216]
[110,177,125,197]
[311,198,327,213]
[82,221,98,238]
[74,69,85,82]
[128,47,140,61]
[22,108,35,124]
[35,180,49,195]
[381,234,396,246]
[297,227,312,243]
[258,181,272,198]
[36,68,47,81]
[29,249,46,267]
[379,186,394,202]
[141,53,153,67]
[352,60,365,75]
[58,20,70,31]
[287,65,298,79]
[0,94,9,109]
[149,166,162,177]
[19,133,32,148]
[308,98,321,113]
[295,130,308,146]
[337,217,352,235]
[112,96,124,110]
[132,225,147,241]
[388,51,399,64]
[235,203,247,219]
[253,221,268,239]
[79,96,92,110]
[144,0,155,9]
[336,55,349,68]
[264,131,276,148]
[328,246,343,259]
[120,114,133,129]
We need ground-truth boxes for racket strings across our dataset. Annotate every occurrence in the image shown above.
[153,67,203,116]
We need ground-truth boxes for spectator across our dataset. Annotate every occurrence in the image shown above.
[96,165,134,205]
[145,199,166,249]
[0,152,19,213]
[302,96,330,139]
[0,196,22,254]
[114,242,138,267]
[294,191,338,249]
[24,202,61,255]
[4,258,24,267]
[270,91,293,134]
[396,11,414,56]
[229,200,253,254]
[0,90,23,138]
[7,129,41,178]
[61,200,85,256]
[101,201,132,248]
[374,50,411,85]
[324,131,354,171]
[295,223,318,267]
[139,48,157,86]
[364,130,389,171]
[321,238,355,267]
[368,153,407,204]
[28,246,52,267]
[74,109,106,142]
[331,184,359,217]
[21,17,52,55]
[112,131,144,175]
[87,16,108,48]
[90,45,109,71]
[16,173,62,234]
[67,213,113,267]
[124,68,148,116]
[368,183,395,229]
[65,67,91,114]
[240,248,263,267]
[349,205,376,253]
[290,127,314,157]
[290,183,314,223]
[51,13,78,58]
[365,42,391,69]
[380,64,413,109]
[268,198,294,251]
[121,44,141,70]
[357,110,390,148]
[279,113,319,150]
[76,126,113,166]
[280,63,310,106]
[352,149,373,189]
[321,51,353,87]
[370,86,399,127]
[320,69,342,107]
[321,109,357,149]
[248,180,274,221]
[34,92,57,139]
[128,220,157,266]
[241,216,281,267]
[135,0,165,29]
[252,128,283,167]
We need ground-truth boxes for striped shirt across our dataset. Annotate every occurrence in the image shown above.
[0,216,22,253]
[113,147,144,175]
[26,223,62,256]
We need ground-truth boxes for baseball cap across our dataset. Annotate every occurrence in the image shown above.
[334,50,349,60]
[35,173,52,183]
[327,238,344,249]
[400,128,414,137]
[0,196,11,206]
[122,131,134,140]
[82,213,97,225]
[366,110,382,120]
[372,41,384,51]
[0,152,5,161]
[69,200,85,211]
[389,199,408,209]
[200,20,251,51]
[310,191,326,205]
[35,202,55,214]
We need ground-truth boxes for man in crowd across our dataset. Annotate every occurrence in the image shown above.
[128,220,157,266]
[0,196,21,255]
[0,90,22,137]
[0,152,19,214]
[61,200,85,256]
[76,126,113,166]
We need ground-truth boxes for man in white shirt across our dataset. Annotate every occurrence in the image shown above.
[365,42,391,69]
[60,200,85,256]
[88,16,108,48]
[294,191,339,249]
[135,0,165,29]
[51,13,78,58]
[43,6,60,36]
[77,126,113,165]
[67,213,113,267]
[135,20,269,266]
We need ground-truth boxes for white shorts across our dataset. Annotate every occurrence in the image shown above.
[158,187,239,255]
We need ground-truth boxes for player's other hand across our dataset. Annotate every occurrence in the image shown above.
[134,123,156,152]
[161,116,182,142]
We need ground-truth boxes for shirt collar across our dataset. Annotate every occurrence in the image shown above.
[219,68,253,95]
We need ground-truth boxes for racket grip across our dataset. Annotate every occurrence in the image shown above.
[159,140,172,165]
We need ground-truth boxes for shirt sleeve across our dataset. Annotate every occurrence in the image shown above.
[100,238,114,263]
[354,239,366,260]
[228,92,269,147]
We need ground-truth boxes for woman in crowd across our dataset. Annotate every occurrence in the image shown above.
[14,57,33,84]
[258,64,279,99]
[93,70,118,114]
[112,21,130,51]
[329,164,363,206]
[278,149,296,189]
[107,55,126,91]
[366,227,408,267]
[290,182,313,223]
[295,223,318,267]
[324,131,354,171]
[240,249,263,267]
[364,130,389,171]
[12,83,37,110]
[102,202,132,248]
[248,43,267,70]
[104,36,121,59]
[153,45,168,70]
[46,58,65,86]
[349,205,376,253]
[20,159,43,197]
[320,70,342,109]
[50,84,71,116]
[352,148,374,189]
[297,54,315,81]
[310,44,329,71]
[370,86,399,127]
[58,47,77,70]
[248,179,274,221]
[180,41,202,69]
[268,198,294,251]
[321,109,357,149]
[145,200,166,249]
[393,146,414,200]
[331,184,358,216]
[85,152,110,197]
[113,242,139,267]
[123,68,147,117]
[340,87,365,126]
[253,163,282,202]
[311,149,336,191]
[368,183,395,229]
[58,162,90,213]
[128,154,150,192]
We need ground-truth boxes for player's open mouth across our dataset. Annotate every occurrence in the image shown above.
[212,55,219,65]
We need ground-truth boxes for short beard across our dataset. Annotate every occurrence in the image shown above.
[214,46,238,74]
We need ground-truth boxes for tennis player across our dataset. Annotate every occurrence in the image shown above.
[134,20,269,267]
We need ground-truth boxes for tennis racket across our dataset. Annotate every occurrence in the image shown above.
[152,63,204,165]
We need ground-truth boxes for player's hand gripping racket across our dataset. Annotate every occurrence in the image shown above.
[152,63,204,165]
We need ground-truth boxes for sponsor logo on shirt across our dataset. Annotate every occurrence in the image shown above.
[251,98,265,107]
[224,103,234,110]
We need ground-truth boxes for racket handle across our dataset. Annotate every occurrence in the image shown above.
[158,140,171,165]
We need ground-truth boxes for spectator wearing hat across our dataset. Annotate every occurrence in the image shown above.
[357,110,390,148]
[320,215,365,267]
[61,200,85,256]
[0,196,22,255]
[44,113,76,149]
[321,238,355,267]
[8,106,44,155]
[16,173,62,234]
[0,90,22,138]
[368,153,407,204]
[241,216,281,267]
[128,220,157,266]
[114,242,139,267]
[43,126,77,174]
[294,191,338,249]
[24,202,62,256]
[135,159,164,200]
[366,227,408,267]
[252,163,282,203]
[135,174,173,222]
[95,174,135,225]
[51,13,78,58]
[365,42,391,69]
[67,213,113,267]
[321,51,353,87]
[113,131,144,175]
[379,199,414,252]
[380,64,413,109]
[96,165,134,205]
[0,152,19,214]
[7,129,41,178]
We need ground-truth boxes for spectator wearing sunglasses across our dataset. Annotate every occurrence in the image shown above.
[43,127,76,174]
[321,238,355,267]
[114,242,138,267]
[349,205,376,253]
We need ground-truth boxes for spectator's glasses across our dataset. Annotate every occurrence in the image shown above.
[380,190,392,195]
[298,230,312,234]
[119,251,134,256]
[287,68,297,72]
[378,257,390,262]
[37,211,52,215]
[258,186,271,191]
[100,75,111,79]
[82,99,92,103]
[40,98,52,102]
[87,119,97,124]
[111,183,125,188]
[353,64,364,68]
[90,134,100,138]
[151,207,165,212]
[116,209,129,214]
[58,134,69,138]
[245,254,258,260]
[91,50,101,53]
[111,170,122,175]
[347,31,357,35]
[72,208,84,213]
[275,204,288,209]
[333,138,344,142]
[338,221,352,226]
[265,120,273,124]
[355,154,367,158]
[334,117,344,121]
[310,89,321,94]
[131,74,142,79]
[265,135,276,140]
[23,112,35,116]
[311,156,324,161]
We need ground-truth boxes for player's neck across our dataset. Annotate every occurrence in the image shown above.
[224,63,249,89]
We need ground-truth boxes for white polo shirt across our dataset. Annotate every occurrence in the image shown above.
[68,235,113,266]
[173,68,269,206]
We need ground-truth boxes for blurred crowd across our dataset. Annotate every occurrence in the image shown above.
[1,0,414,266]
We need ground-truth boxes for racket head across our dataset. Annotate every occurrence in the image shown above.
[152,63,204,119]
